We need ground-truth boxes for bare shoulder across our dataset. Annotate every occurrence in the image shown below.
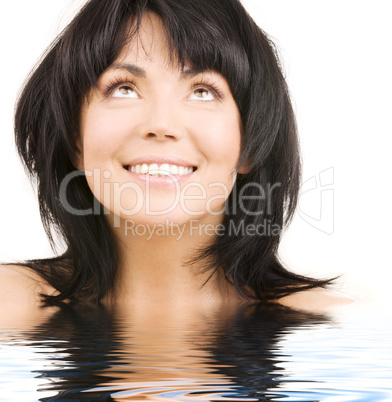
[276,287,356,313]
[0,264,55,306]
[0,264,58,331]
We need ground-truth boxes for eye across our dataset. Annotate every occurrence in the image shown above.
[112,84,139,98]
[188,87,216,101]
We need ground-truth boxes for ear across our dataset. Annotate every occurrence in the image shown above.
[237,160,250,174]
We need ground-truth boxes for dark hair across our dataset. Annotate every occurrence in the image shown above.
[22,303,329,400]
[14,0,334,304]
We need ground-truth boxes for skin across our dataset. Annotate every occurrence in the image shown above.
[0,264,354,332]
[77,13,245,307]
[0,14,354,325]
[0,265,59,331]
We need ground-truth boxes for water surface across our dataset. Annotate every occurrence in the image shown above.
[1,301,391,401]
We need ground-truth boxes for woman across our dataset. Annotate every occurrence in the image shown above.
[0,0,352,312]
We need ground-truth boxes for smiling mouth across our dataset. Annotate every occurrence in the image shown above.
[124,163,197,177]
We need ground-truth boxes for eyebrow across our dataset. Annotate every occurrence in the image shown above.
[109,63,212,80]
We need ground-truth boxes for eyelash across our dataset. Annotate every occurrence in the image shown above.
[102,77,136,98]
[190,78,224,101]
[101,76,224,101]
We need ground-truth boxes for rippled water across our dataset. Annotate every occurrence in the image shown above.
[1,301,391,401]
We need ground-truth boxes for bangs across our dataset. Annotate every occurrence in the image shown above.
[69,0,251,112]
[15,0,306,304]
[147,0,251,107]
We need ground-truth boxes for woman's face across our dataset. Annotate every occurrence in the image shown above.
[78,13,244,228]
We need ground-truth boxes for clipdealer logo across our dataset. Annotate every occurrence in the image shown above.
[297,167,335,235]
[58,167,335,235]
[123,218,281,240]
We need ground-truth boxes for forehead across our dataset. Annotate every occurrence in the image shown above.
[108,12,221,82]
[115,13,177,70]
[91,7,248,107]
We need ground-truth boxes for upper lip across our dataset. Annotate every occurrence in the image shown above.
[124,156,197,168]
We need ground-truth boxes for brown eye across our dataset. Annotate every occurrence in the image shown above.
[119,86,132,95]
[112,85,138,98]
[189,87,215,101]
[195,89,208,98]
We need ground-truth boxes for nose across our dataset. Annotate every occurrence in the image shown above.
[140,99,182,142]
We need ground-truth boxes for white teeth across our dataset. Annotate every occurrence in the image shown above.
[159,164,171,176]
[140,163,148,174]
[149,163,159,176]
[128,163,194,177]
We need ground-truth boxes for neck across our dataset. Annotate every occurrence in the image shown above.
[106,215,241,307]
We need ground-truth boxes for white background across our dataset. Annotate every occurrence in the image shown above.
[0,0,391,302]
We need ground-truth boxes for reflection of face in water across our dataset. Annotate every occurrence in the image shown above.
[4,303,329,401]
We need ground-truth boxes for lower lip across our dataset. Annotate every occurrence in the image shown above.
[124,168,195,188]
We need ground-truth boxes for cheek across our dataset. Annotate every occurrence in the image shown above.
[80,108,131,166]
[194,111,242,167]
[78,101,242,222]
[190,112,241,212]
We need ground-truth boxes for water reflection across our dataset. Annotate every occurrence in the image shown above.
[1,302,329,401]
